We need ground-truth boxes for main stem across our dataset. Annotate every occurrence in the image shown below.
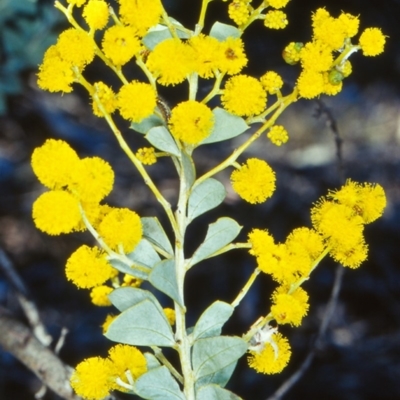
[174,157,195,399]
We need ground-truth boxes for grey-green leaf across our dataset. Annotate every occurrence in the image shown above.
[193,336,247,379]
[188,179,226,223]
[143,23,190,50]
[131,114,164,134]
[135,366,186,400]
[108,258,150,281]
[144,353,162,370]
[209,22,241,42]
[127,238,161,269]
[149,260,183,307]
[105,299,175,347]
[189,217,242,267]
[193,301,234,340]
[108,287,160,312]
[181,150,196,188]
[201,108,249,144]
[196,384,243,400]
[195,361,237,390]
[146,126,180,157]
[142,217,174,256]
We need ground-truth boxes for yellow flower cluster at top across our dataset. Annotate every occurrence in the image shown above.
[71,344,147,400]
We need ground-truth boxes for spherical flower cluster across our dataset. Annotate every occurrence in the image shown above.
[102,25,141,67]
[71,344,147,399]
[248,332,291,374]
[118,0,162,37]
[117,81,157,122]
[90,285,113,306]
[221,75,266,117]
[264,10,288,29]
[359,28,386,56]
[228,1,251,26]
[92,82,117,117]
[231,158,276,204]
[98,208,143,252]
[260,71,284,94]
[268,0,290,9]
[271,286,309,326]
[282,42,303,65]
[83,0,109,31]
[267,125,289,146]
[32,191,82,235]
[66,245,116,288]
[311,180,386,268]
[217,37,248,75]
[169,101,214,144]
[136,147,157,165]
[189,34,221,79]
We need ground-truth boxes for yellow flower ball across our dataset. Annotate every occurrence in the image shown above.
[90,285,113,306]
[248,332,291,374]
[31,139,80,190]
[228,1,251,26]
[65,245,115,288]
[98,208,142,252]
[296,70,324,99]
[268,0,290,9]
[92,81,117,117]
[56,28,95,69]
[169,100,214,144]
[264,10,288,30]
[117,81,157,123]
[267,125,289,146]
[231,158,276,204]
[221,74,266,117]
[102,25,141,67]
[136,147,157,165]
[359,27,386,56]
[70,357,114,400]
[37,46,75,93]
[189,34,221,79]
[216,37,248,75]
[260,71,284,94]
[108,344,147,382]
[83,0,109,31]
[147,38,195,86]
[32,190,82,235]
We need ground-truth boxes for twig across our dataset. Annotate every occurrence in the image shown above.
[0,248,52,346]
[266,265,345,400]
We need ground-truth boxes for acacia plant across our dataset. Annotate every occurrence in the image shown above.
[32,0,387,399]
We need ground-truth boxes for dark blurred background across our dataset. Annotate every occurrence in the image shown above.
[0,0,399,399]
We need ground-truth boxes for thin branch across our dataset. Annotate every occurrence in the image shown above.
[0,248,52,346]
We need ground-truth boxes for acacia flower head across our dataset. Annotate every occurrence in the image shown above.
[260,71,284,94]
[231,158,276,204]
[248,332,291,374]
[108,344,147,384]
[169,100,214,144]
[296,69,324,99]
[359,28,386,56]
[264,10,288,30]
[271,286,309,326]
[268,0,291,8]
[147,39,195,86]
[136,147,157,165]
[83,0,109,31]
[56,28,95,69]
[31,139,80,190]
[228,1,251,26]
[92,82,117,117]
[66,245,116,288]
[216,37,248,75]
[69,156,115,203]
[37,46,75,93]
[221,74,266,117]
[189,34,221,79]
[102,25,141,67]
[32,190,82,235]
[98,208,142,252]
[90,285,113,306]
[70,356,114,400]
[118,0,162,37]
[117,81,157,122]
[267,125,289,146]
